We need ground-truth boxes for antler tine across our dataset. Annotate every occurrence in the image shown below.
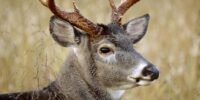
[39,0,101,38]
[109,0,122,25]
[118,0,140,15]
[40,0,48,7]
[109,0,140,25]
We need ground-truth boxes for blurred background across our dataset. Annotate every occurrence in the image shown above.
[0,0,199,100]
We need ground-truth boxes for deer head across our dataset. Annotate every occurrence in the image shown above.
[40,0,159,97]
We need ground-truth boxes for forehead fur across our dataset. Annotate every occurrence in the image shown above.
[98,23,125,35]
[92,23,134,52]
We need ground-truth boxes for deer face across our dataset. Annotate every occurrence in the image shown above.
[49,14,159,90]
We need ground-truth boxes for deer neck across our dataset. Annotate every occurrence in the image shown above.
[73,47,96,85]
[73,47,112,99]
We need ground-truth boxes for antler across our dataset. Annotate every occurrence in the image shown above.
[109,0,140,25]
[39,0,101,38]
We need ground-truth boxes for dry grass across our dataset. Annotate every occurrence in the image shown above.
[0,0,199,100]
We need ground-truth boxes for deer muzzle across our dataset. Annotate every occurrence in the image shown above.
[127,62,159,86]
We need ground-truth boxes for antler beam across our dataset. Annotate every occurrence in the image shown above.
[39,0,101,38]
[109,0,140,25]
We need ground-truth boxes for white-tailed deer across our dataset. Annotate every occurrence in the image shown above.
[0,0,159,100]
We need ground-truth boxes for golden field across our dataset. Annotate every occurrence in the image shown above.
[0,0,199,100]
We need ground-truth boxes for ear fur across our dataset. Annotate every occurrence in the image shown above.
[123,14,150,44]
[49,16,81,47]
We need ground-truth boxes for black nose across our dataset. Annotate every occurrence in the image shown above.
[142,64,159,81]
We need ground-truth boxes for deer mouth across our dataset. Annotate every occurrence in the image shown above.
[128,76,153,86]
[135,78,152,86]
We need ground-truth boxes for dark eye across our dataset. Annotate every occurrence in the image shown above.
[100,47,111,54]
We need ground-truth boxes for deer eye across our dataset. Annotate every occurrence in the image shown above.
[100,47,112,54]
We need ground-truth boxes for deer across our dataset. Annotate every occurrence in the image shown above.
[0,0,159,100]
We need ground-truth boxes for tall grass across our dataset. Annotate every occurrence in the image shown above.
[0,0,199,100]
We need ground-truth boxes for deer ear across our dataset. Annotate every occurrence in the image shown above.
[49,16,81,47]
[123,14,150,44]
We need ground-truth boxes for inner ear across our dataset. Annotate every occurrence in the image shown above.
[123,14,150,44]
[50,16,82,47]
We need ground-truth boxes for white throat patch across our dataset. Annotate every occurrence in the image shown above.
[107,89,125,100]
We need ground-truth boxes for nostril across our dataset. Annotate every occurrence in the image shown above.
[142,66,153,76]
[142,64,159,80]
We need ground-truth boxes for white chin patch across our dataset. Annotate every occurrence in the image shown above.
[137,80,151,86]
[117,84,138,89]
